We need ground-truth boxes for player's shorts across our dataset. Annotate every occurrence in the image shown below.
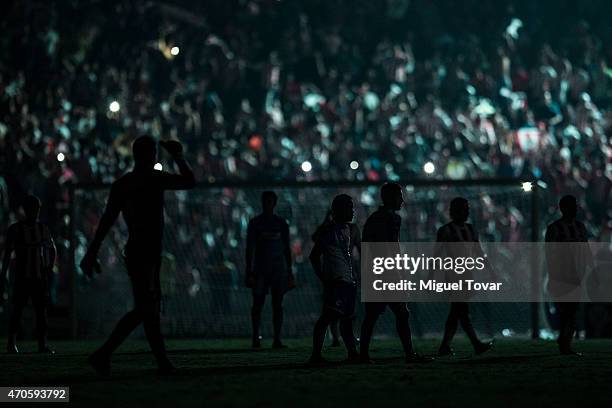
[323,281,357,317]
[125,254,162,314]
[252,269,288,297]
[364,301,410,318]
[12,278,49,308]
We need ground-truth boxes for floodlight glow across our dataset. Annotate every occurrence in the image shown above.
[423,161,435,174]
[301,161,312,173]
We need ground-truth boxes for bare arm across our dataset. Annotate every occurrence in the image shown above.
[159,141,196,190]
[81,184,122,276]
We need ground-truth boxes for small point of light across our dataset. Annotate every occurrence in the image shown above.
[301,161,312,173]
[109,101,120,112]
[170,46,180,56]
[154,163,163,171]
[423,161,435,174]
[522,181,533,192]
[350,160,359,170]
[56,152,65,162]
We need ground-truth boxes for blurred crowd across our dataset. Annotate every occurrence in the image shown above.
[1,0,611,234]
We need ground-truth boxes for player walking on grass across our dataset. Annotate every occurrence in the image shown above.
[1,195,56,354]
[80,136,195,375]
[245,191,295,349]
[359,183,432,364]
[436,197,493,357]
[308,194,359,364]
[545,195,588,356]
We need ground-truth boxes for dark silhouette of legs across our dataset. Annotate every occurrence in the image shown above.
[329,319,341,346]
[97,310,142,356]
[271,291,284,346]
[311,310,335,360]
[8,303,25,353]
[91,256,171,373]
[251,293,266,347]
[557,302,579,353]
[7,285,28,353]
[310,308,356,362]
[389,303,414,356]
[338,317,357,355]
[360,303,383,360]
[440,302,490,355]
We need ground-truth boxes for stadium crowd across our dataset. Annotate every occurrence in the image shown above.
[1,0,611,324]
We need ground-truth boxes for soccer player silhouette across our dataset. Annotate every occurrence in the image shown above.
[308,194,359,364]
[359,183,431,364]
[245,191,294,349]
[545,195,588,356]
[436,197,493,357]
[1,195,56,354]
[80,136,195,375]
[312,211,361,347]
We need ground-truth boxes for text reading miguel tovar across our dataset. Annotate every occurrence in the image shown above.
[372,279,503,292]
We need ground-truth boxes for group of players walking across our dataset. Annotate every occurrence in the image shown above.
[0,137,588,376]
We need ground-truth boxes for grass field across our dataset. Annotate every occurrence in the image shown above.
[0,338,611,407]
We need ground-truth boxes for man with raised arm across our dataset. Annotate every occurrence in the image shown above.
[80,136,195,376]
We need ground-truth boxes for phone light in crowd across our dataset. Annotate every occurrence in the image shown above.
[170,46,180,56]
[350,160,359,170]
[301,160,312,173]
[109,101,120,113]
[56,152,65,162]
[521,181,533,192]
[154,163,163,171]
[423,161,435,174]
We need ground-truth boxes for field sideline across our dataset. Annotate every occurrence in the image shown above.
[0,338,611,407]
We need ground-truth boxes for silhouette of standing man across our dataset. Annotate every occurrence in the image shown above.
[360,183,431,364]
[245,191,294,349]
[309,194,359,364]
[545,195,588,356]
[1,195,56,354]
[436,197,493,357]
[81,136,195,375]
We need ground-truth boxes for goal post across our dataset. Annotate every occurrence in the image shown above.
[67,177,544,340]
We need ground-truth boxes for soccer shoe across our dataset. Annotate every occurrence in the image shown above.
[272,341,288,349]
[405,353,434,364]
[474,341,494,356]
[560,349,583,357]
[88,351,111,377]
[437,345,455,357]
[38,347,56,355]
[6,343,19,354]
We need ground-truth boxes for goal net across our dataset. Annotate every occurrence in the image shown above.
[72,180,543,340]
